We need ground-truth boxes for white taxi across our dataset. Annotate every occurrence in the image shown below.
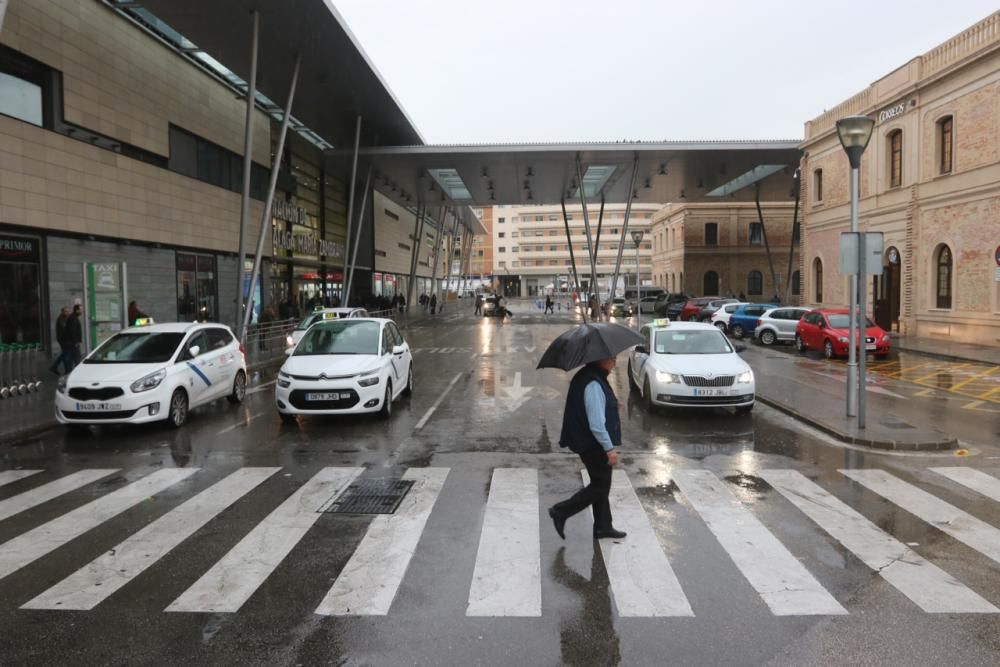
[276,318,412,421]
[286,308,368,348]
[56,320,247,428]
[627,319,755,414]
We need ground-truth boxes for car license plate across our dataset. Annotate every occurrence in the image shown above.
[692,389,733,397]
[75,402,122,411]
[865,344,876,350]
[305,392,346,401]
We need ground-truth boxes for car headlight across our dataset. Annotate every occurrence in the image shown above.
[57,376,67,395]
[358,370,380,387]
[736,370,754,384]
[837,336,849,343]
[131,368,166,393]
[277,371,291,388]
[655,370,682,384]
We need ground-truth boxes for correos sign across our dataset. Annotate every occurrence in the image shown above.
[878,103,906,123]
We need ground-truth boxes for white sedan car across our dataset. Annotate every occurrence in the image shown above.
[56,322,247,428]
[628,320,755,413]
[276,318,412,421]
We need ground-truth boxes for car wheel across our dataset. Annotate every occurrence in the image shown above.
[168,389,188,428]
[643,377,654,411]
[736,403,754,415]
[795,334,806,354]
[714,321,727,332]
[731,324,745,339]
[379,382,393,419]
[227,370,247,404]
[760,330,776,346]
[823,339,835,359]
[403,369,414,396]
[279,412,297,424]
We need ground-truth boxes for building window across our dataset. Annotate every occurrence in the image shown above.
[498,232,505,238]
[703,271,719,295]
[938,116,953,174]
[498,247,506,253]
[512,232,519,238]
[512,246,519,253]
[749,223,763,246]
[705,223,718,246]
[498,217,506,223]
[791,270,801,296]
[176,253,218,322]
[813,257,823,302]
[477,250,484,257]
[813,169,823,202]
[0,44,52,128]
[792,223,800,244]
[888,129,903,188]
[747,270,763,296]
[935,244,952,309]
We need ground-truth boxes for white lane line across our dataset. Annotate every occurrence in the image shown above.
[316,467,449,615]
[0,469,197,581]
[414,374,462,431]
[246,380,276,395]
[586,469,694,617]
[0,470,42,489]
[673,469,846,616]
[930,468,1000,503]
[0,469,119,523]
[762,469,996,614]
[23,468,280,611]
[467,468,541,617]
[842,469,1000,566]
[166,467,362,613]
[216,412,268,436]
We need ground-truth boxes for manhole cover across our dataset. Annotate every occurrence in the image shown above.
[320,479,414,514]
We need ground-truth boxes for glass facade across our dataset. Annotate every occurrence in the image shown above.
[177,252,217,321]
[0,234,43,345]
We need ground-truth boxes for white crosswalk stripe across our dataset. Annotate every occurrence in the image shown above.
[673,469,847,616]
[316,467,449,616]
[0,469,197,581]
[166,467,362,613]
[841,469,1000,566]
[930,467,1000,503]
[467,468,541,616]
[762,469,997,613]
[0,470,119,523]
[0,470,42,489]
[23,468,280,611]
[588,469,693,617]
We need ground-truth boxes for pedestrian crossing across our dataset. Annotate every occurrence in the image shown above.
[1,464,1000,618]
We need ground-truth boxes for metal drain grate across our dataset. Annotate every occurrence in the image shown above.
[320,479,414,514]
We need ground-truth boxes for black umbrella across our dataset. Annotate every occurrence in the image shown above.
[537,322,646,371]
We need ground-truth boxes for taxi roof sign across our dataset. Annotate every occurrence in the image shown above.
[652,318,670,328]
[321,312,340,320]
[134,317,154,327]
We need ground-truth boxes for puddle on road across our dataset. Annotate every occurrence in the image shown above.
[724,472,772,495]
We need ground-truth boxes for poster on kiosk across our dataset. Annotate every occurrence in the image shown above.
[83,262,127,353]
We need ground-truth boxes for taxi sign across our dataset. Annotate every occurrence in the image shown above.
[134,317,154,327]
[652,318,670,328]
[320,312,340,320]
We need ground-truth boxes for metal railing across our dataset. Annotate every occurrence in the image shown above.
[0,343,46,399]
[243,318,297,367]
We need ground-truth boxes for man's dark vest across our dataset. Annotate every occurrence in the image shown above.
[559,365,621,453]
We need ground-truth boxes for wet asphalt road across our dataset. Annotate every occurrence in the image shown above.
[2,302,1000,666]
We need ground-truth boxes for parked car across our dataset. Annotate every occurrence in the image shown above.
[680,296,719,321]
[628,320,754,414]
[606,297,632,317]
[286,307,369,348]
[710,302,747,333]
[727,303,779,339]
[633,296,660,314]
[795,309,891,359]
[652,293,686,317]
[56,321,247,429]
[696,298,740,322]
[753,307,810,345]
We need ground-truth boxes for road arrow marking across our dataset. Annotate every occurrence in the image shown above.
[501,372,534,402]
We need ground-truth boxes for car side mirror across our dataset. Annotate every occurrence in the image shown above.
[284,347,295,356]
[187,345,200,358]
[733,343,746,353]
[392,344,405,355]
[635,345,648,355]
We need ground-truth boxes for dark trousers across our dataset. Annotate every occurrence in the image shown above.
[50,342,74,374]
[552,446,613,531]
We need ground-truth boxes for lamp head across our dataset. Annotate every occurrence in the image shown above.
[630,230,644,245]
[836,115,876,169]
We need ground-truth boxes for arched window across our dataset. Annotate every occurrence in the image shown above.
[813,258,823,302]
[888,129,903,187]
[938,116,953,174]
[747,270,763,296]
[791,270,801,296]
[935,244,952,309]
[704,271,719,296]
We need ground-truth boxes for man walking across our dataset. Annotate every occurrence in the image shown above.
[474,293,483,315]
[429,293,438,315]
[545,294,554,315]
[548,356,627,540]
[49,306,73,375]
[67,303,84,370]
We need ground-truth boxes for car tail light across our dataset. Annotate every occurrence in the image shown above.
[239,343,246,356]
[757,319,762,327]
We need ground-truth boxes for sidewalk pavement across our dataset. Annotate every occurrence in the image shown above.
[744,346,956,451]
[891,333,1000,366]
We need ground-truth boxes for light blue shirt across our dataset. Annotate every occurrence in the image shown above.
[584,381,614,452]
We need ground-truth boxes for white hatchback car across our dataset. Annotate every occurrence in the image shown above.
[628,320,755,413]
[276,318,412,421]
[56,321,247,428]
[709,302,747,333]
[286,308,369,348]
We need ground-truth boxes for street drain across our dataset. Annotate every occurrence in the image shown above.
[319,479,414,514]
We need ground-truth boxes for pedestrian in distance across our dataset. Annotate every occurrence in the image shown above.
[545,294,554,314]
[548,356,627,541]
[49,306,73,376]
[474,294,483,315]
[397,294,406,313]
[67,303,84,370]
[429,293,437,315]
[127,300,148,326]
[738,292,747,302]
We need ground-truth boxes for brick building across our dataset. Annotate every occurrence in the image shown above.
[799,11,1000,345]
[650,202,799,300]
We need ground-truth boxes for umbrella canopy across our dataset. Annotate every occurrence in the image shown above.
[537,323,646,371]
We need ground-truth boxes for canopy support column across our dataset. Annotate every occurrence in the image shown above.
[755,183,780,301]
[560,198,586,324]
[344,162,372,306]
[785,168,801,303]
[240,54,300,342]
[608,157,640,305]
[428,206,447,306]
[405,201,426,308]
[235,9,259,337]
[342,115,363,304]
[575,155,600,319]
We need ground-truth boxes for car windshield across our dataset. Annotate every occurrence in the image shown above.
[293,320,380,356]
[827,314,876,328]
[655,330,733,355]
[84,332,183,364]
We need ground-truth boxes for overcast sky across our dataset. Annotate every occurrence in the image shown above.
[334,0,997,144]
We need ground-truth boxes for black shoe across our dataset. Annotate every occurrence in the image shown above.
[593,528,627,540]
[548,507,566,540]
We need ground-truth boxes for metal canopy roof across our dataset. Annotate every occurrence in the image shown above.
[135,0,423,148]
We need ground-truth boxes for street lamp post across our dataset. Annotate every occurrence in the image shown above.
[631,230,645,329]
[836,115,876,425]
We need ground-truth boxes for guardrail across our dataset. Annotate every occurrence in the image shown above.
[243,318,297,368]
[0,343,46,399]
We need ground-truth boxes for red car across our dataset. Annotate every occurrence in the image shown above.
[680,296,718,321]
[795,309,891,359]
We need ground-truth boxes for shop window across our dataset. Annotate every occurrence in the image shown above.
[177,253,218,321]
[749,223,763,246]
[813,169,823,202]
[938,116,953,175]
[935,244,952,309]
[0,234,43,346]
[791,270,801,296]
[747,270,763,296]
[888,129,903,188]
[704,223,718,246]
[813,258,823,302]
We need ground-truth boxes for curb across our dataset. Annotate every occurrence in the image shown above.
[755,392,957,452]
[893,345,999,366]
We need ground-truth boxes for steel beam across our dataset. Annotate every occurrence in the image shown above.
[234,9,259,337]
[344,163,372,305]
[405,201,425,308]
[608,157,640,302]
[560,198,586,324]
[575,156,599,317]
[342,115,362,301]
